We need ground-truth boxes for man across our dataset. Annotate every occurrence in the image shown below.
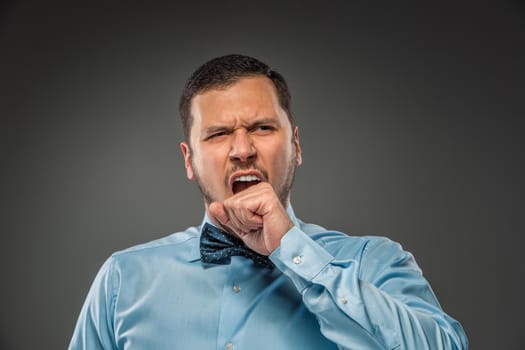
[69,54,468,349]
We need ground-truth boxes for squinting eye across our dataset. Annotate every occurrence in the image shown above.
[205,132,227,141]
[255,125,274,132]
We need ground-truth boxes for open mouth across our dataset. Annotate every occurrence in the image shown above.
[232,175,262,194]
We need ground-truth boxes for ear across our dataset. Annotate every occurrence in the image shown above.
[293,126,302,166]
[180,142,195,180]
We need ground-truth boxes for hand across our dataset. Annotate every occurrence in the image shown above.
[208,182,293,255]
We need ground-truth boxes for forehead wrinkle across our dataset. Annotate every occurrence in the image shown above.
[190,76,287,135]
[205,114,281,133]
[204,107,275,126]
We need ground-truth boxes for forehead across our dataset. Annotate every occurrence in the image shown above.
[190,76,285,129]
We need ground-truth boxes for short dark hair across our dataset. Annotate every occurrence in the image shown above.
[179,54,293,141]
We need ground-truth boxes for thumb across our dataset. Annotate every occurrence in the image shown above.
[208,202,230,228]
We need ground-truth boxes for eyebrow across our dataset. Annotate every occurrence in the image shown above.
[202,117,280,136]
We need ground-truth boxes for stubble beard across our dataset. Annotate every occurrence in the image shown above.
[192,150,298,210]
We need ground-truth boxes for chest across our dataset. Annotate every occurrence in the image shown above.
[112,257,336,350]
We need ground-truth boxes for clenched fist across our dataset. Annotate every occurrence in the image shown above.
[208,182,293,255]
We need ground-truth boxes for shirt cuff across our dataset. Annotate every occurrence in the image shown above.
[270,226,334,289]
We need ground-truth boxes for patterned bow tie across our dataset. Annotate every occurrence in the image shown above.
[200,223,274,269]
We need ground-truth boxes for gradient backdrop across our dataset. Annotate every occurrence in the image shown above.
[2,1,524,349]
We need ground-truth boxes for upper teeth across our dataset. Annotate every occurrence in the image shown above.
[234,175,260,182]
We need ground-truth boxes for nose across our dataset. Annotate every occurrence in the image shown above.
[229,129,256,162]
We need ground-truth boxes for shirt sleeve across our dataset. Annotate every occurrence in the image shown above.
[269,227,468,350]
[68,257,119,350]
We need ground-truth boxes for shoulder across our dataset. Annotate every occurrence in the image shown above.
[109,225,201,265]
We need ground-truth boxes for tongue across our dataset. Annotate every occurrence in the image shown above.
[233,181,260,194]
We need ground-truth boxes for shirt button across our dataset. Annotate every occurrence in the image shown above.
[293,255,302,264]
[225,342,234,350]
[340,296,348,304]
[232,284,241,293]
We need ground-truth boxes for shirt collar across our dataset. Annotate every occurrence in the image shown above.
[186,204,300,262]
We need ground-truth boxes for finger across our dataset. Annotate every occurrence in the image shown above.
[228,183,276,217]
[223,199,263,229]
[243,210,263,227]
[209,202,232,230]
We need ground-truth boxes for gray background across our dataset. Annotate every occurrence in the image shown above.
[1,1,524,349]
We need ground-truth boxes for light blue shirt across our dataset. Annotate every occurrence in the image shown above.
[69,207,467,349]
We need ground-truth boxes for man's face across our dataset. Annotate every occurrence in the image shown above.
[180,76,302,209]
